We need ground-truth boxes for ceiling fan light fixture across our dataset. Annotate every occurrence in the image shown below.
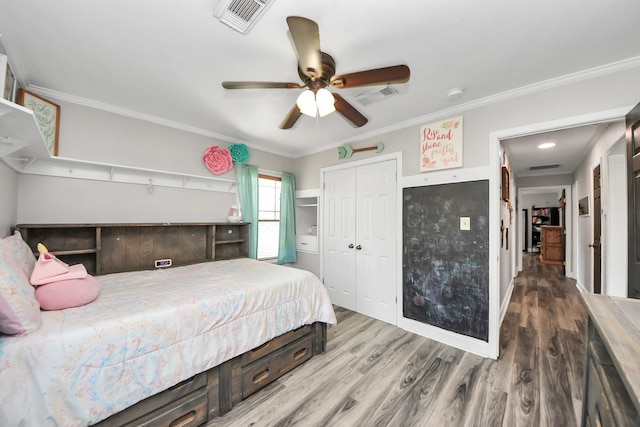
[223,16,410,129]
[296,88,336,118]
[316,88,336,117]
[296,90,317,117]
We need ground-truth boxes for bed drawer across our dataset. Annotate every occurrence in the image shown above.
[95,373,207,426]
[122,388,208,427]
[241,335,314,398]
[241,324,313,366]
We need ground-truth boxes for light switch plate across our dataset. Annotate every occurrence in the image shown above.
[460,217,470,231]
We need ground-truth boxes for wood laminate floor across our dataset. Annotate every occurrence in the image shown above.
[208,254,586,426]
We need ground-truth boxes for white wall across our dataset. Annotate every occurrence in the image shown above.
[605,141,627,297]
[0,161,17,236]
[572,121,626,294]
[16,175,237,224]
[293,67,640,276]
[16,101,296,224]
[498,146,514,319]
[294,67,640,190]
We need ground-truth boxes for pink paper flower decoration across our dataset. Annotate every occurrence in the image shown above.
[203,145,233,175]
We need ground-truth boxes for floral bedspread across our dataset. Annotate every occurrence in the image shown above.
[0,259,336,426]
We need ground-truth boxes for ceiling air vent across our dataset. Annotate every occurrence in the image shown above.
[529,164,560,171]
[213,0,274,34]
[354,85,398,106]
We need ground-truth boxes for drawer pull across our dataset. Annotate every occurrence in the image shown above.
[168,377,193,391]
[169,410,196,427]
[252,341,270,353]
[294,348,308,360]
[253,368,270,383]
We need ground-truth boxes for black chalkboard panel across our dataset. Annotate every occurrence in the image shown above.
[403,180,489,342]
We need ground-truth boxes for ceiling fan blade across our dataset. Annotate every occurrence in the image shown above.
[280,104,303,129]
[333,93,368,128]
[222,81,303,89]
[286,16,323,79]
[331,65,410,88]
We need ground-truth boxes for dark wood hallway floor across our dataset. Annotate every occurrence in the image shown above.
[208,254,587,426]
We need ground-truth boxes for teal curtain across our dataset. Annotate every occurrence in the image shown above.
[277,171,297,264]
[235,163,259,259]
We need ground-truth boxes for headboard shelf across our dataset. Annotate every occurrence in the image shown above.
[15,222,250,275]
[216,239,245,244]
[48,248,98,256]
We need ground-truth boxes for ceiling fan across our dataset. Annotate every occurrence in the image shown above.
[221,16,411,129]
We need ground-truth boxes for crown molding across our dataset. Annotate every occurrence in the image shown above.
[24,56,640,159]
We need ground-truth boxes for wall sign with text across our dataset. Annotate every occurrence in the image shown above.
[420,116,463,172]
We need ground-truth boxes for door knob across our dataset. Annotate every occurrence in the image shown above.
[348,244,354,249]
[588,243,600,248]
[356,245,362,250]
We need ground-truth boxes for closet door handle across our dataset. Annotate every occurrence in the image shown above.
[356,245,362,250]
[348,244,354,249]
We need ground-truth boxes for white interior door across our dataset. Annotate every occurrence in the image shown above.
[355,160,397,324]
[323,167,356,310]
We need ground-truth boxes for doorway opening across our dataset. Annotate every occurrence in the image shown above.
[489,107,629,357]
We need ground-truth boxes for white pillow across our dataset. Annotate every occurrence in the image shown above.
[0,240,41,335]
[0,231,37,277]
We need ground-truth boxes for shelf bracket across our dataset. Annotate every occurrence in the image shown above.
[22,157,37,171]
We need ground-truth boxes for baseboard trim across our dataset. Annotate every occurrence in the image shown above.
[576,280,588,294]
[500,278,515,326]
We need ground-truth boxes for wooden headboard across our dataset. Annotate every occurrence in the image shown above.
[15,223,249,275]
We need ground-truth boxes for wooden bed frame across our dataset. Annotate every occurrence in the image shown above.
[95,322,327,427]
[15,223,329,427]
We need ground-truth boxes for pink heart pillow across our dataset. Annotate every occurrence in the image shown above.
[34,276,100,311]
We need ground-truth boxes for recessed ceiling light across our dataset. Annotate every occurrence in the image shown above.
[538,142,556,149]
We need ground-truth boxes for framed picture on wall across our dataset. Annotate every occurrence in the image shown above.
[501,166,510,202]
[17,89,60,156]
[0,54,17,102]
[579,196,590,216]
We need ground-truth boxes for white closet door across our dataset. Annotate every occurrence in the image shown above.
[355,160,397,324]
[323,167,356,310]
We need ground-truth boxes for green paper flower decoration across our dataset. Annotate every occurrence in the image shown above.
[229,143,250,164]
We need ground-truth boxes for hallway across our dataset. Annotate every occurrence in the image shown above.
[208,254,587,426]
[500,253,586,425]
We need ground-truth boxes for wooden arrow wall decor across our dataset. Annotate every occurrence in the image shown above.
[337,142,384,159]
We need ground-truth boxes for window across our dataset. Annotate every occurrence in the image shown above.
[258,174,281,259]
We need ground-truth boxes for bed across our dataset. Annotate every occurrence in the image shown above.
[0,228,336,426]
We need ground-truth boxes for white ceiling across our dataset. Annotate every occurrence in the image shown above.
[1,0,639,161]
[503,123,610,178]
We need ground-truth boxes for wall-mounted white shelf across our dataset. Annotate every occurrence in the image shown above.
[0,98,236,193]
[295,188,319,254]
